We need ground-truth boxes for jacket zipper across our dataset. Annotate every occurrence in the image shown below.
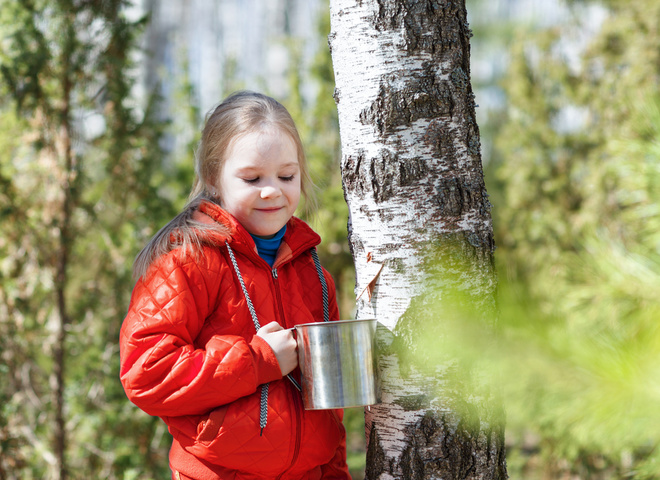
[289,388,304,475]
[277,382,303,480]
[271,268,287,326]
[273,267,304,396]
[272,267,303,478]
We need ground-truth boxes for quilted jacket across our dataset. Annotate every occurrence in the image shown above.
[120,201,351,479]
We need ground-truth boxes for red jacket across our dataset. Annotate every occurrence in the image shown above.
[120,201,351,479]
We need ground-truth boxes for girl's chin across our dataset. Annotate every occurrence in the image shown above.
[253,232,277,240]
[249,223,285,239]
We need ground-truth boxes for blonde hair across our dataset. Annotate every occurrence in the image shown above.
[133,91,315,279]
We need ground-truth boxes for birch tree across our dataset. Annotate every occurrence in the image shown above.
[329,1,507,478]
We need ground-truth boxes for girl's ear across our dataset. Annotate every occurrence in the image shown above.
[206,183,218,198]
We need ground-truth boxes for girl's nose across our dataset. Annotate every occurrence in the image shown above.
[260,185,282,199]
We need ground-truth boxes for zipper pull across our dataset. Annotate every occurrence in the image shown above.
[272,268,278,279]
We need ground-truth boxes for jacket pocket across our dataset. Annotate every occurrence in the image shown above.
[196,405,228,443]
[297,408,345,469]
[185,387,291,475]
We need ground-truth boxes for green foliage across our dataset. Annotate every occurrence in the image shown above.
[0,1,175,478]
[398,249,660,478]
[1,0,358,478]
[0,0,363,477]
[484,0,660,477]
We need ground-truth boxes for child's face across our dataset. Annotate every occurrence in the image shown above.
[216,128,301,239]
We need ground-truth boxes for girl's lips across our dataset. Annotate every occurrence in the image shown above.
[256,207,283,212]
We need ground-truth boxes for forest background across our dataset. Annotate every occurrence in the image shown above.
[1,0,659,479]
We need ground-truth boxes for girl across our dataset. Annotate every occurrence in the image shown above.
[119,91,351,480]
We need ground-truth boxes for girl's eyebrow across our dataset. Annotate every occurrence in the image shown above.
[279,162,300,170]
[235,166,259,174]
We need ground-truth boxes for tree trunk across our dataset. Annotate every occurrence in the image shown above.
[53,17,76,480]
[329,1,507,478]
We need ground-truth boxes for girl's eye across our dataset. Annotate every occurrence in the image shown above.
[280,175,295,182]
[243,178,260,184]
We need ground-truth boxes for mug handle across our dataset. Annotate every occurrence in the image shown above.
[286,327,301,391]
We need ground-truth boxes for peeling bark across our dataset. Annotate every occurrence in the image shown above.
[329,0,506,478]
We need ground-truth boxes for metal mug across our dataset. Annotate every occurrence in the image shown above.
[293,319,380,410]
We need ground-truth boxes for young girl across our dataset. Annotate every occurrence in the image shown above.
[119,91,351,480]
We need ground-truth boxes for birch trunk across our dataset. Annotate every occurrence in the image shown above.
[329,1,507,478]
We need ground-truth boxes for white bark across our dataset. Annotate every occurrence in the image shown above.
[330,0,494,328]
[330,0,505,478]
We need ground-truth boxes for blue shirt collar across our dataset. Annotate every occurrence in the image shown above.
[250,226,287,267]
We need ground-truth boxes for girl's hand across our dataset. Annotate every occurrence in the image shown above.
[256,322,298,376]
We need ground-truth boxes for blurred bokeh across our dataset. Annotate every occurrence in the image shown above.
[1,0,658,478]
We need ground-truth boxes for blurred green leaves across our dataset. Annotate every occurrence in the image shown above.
[396,249,660,477]
[0,1,174,478]
[479,0,660,476]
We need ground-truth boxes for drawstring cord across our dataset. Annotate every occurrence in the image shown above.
[225,241,268,434]
[259,383,269,436]
[225,241,329,435]
[310,248,329,323]
[225,241,261,332]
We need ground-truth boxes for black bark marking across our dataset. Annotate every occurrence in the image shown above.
[341,152,369,199]
[343,151,430,204]
[393,394,431,411]
[423,118,454,159]
[399,443,425,480]
[360,69,453,136]
[451,65,469,90]
[468,129,481,157]
[365,425,386,480]
[370,151,398,203]
[433,176,470,216]
[374,0,461,54]
[431,176,492,225]
[332,86,340,104]
[399,157,428,187]
[394,409,506,479]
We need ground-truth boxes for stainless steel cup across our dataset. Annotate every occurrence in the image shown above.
[294,319,380,410]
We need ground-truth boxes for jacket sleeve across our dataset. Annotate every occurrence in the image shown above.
[320,409,352,479]
[119,248,282,417]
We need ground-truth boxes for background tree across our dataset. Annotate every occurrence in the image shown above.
[0,0,362,477]
[329,0,506,478]
[488,0,660,477]
[0,1,175,478]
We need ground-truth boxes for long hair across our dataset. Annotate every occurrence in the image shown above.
[132,91,315,280]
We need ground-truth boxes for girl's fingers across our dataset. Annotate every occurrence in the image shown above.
[256,321,282,335]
